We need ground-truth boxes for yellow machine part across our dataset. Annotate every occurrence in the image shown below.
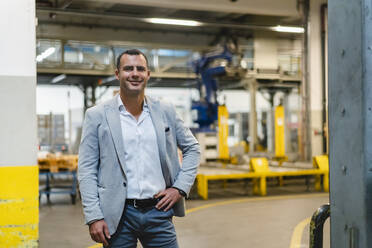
[250,157,270,173]
[313,155,329,171]
[197,156,329,199]
[218,105,229,160]
[275,105,285,158]
[313,155,330,192]
[250,158,270,196]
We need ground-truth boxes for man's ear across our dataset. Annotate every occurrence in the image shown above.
[147,69,151,78]
[115,69,119,80]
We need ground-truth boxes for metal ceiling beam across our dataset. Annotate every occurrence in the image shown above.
[37,20,224,38]
[37,67,197,79]
[80,0,299,17]
[36,8,278,32]
[57,0,72,9]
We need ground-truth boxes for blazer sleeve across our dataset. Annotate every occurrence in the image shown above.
[78,108,104,224]
[171,106,201,196]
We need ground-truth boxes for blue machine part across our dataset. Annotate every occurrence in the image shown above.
[191,46,233,130]
[191,101,218,129]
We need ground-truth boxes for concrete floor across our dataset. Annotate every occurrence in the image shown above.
[39,180,330,248]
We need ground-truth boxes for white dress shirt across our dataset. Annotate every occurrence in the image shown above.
[117,95,166,199]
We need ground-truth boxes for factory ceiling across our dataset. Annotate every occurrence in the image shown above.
[36,0,304,90]
[36,0,303,41]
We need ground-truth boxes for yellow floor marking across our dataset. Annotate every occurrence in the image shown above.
[88,193,327,248]
[88,244,103,248]
[289,217,311,248]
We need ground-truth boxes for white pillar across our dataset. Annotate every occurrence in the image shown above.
[0,1,38,246]
[308,0,327,156]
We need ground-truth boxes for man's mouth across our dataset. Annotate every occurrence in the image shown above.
[128,80,142,85]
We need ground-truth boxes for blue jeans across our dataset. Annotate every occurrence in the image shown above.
[108,204,179,248]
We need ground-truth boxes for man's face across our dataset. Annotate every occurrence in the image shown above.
[115,54,150,96]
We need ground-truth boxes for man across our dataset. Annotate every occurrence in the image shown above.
[78,49,200,247]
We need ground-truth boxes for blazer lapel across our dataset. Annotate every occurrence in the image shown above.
[146,96,173,186]
[104,98,127,176]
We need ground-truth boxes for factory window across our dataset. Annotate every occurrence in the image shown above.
[64,42,112,70]
[36,39,62,66]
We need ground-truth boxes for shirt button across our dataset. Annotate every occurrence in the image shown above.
[123,182,127,187]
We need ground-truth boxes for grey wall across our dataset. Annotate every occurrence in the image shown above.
[0,77,37,165]
[0,0,37,167]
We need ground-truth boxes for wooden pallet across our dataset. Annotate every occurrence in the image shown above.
[38,155,78,172]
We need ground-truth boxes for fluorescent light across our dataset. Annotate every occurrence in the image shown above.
[51,74,66,84]
[36,47,56,62]
[271,25,304,33]
[146,18,202,27]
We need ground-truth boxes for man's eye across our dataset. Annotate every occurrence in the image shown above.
[136,66,146,72]
[123,66,134,71]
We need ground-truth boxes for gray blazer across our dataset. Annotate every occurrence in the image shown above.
[78,96,200,235]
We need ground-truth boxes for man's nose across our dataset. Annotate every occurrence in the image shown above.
[130,68,139,77]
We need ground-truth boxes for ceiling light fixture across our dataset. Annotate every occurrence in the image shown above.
[146,18,202,27]
[51,74,66,84]
[271,25,304,33]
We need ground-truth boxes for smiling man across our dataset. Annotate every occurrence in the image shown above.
[78,49,200,247]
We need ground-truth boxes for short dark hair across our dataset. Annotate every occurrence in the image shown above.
[116,49,149,70]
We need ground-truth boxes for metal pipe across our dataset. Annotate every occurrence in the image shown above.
[83,85,88,113]
[249,79,258,153]
[309,204,330,248]
[299,0,311,161]
[91,84,96,106]
[269,91,275,154]
[321,4,328,154]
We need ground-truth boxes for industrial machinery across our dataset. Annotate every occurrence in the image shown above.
[191,44,246,130]
[191,45,234,131]
[274,104,287,162]
[191,43,246,162]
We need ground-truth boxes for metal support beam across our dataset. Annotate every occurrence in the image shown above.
[91,83,96,106]
[283,91,292,154]
[321,4,328,154]
[246,79,258,153]
[268,91,275,154]
[158,57,189,73]
[83,85,88,113]
[299,0,311,161]
[329,0,372,247]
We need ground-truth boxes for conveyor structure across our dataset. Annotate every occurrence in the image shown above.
[196,155,329,200]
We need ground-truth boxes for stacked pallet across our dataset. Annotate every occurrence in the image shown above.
[38,154,78,172]
[195,132,218,164]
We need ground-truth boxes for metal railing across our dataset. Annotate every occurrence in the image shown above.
[309,204,330,248]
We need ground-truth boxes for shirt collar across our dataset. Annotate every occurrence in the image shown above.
[117,94,148,113]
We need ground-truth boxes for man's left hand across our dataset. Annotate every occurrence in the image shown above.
[154,188,182,211]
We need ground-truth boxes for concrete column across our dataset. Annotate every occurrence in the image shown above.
[308,0,327,157]
[0,1,38,246]
[329,0,372,246]
[249,79,258,153]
